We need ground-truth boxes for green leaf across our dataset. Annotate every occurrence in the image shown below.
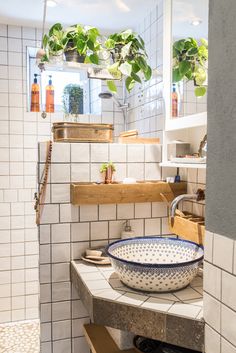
[131,72,141,83]
[132,63,140,74]
[173,68,184,82]
[144,65,152,81]
[179,61,191,75]
[121,29,133,40]
[195,67,207,85]
[136,56,147,71]
[105,38,115,49]
[107,80,117,94]
[49,23,62,36]
[88,53,99,65]
[107,62,122,79]
[76,39,86,54]
[119,62,132,76]
[125,77,135,92]
[121,42,132,58]
[187,47,198,56]
[173,39,185,52]
[42,34,48,49]
[200,38,208,48]
[194,86,206,97]
[87,39,95,51]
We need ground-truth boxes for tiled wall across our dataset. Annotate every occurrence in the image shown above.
[38,142,171,353]
[0,22,124,324]
[204,231,236,353]
[176,80,207,117]
[125,0,164,140]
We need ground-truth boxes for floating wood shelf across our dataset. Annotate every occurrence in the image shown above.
[70,181,187,205]
[169,212,205,245]
[84,324,136,353]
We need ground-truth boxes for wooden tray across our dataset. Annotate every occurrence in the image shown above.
[71,181,187,205]
[169,212,205,245]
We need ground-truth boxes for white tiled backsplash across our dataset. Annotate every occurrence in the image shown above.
[38,141,170,353]
[204,231,236,353]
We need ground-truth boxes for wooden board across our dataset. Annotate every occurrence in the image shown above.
[84,324,136,353]
[71,181,187,205]
[169,214,205,245]
[118,137,160,144]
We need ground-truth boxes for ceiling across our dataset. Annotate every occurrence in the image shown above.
[0,0,158,32]
[173,0,209,38]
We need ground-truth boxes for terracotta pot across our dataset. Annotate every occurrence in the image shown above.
[105,166,114,184]
[65,40,85,63]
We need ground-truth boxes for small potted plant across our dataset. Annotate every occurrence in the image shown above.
[42,23,68,64]
[172,37,208,97]
[100,162,116,184]
[64,24,101,64]
[104,29,152,93]
[62,84,84,120]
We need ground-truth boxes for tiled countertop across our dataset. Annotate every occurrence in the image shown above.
[71,261,204,352]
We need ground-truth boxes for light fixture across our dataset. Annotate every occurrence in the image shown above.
[46,0,57,7]
[191,19,202,26]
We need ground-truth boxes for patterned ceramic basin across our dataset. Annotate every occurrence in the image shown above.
[106,237,204,292]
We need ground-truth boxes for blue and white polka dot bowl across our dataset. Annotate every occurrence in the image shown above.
[106,237,204,292]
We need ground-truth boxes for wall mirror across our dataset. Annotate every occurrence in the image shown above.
[171,0,208,119]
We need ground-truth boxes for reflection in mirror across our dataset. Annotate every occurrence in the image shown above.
[27,47,102,118]
[171,0,208,118]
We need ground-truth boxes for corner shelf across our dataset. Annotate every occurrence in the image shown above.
[165,112,207,131]
[160,162,206,169]
[70,181,187,205]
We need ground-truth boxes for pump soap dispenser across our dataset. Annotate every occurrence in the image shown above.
[121,220,135,239]
[30,74,40,112]
[46,75,54,113]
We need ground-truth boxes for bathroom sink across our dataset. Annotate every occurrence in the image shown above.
[106,237,204,292]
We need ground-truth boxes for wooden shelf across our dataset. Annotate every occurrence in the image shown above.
[84,324,136,353]
[160,162,206,169]
[71,181,187,205]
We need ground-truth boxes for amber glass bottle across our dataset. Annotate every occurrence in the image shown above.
[172,84,178,118]
[30,74,40,112]
[45,75,54,113]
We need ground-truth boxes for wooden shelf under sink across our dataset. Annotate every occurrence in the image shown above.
[70,181,187,205]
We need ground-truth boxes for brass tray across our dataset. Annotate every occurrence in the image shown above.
[52,122,113,143]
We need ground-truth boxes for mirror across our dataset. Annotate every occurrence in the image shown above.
[171,0,208,118]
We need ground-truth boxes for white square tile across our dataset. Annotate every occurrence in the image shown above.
[51,143,70,163]
[51,183,70,203]
[41,204,59,224]
[52,243,70,263]
[203,261,221,300]
[109,220,124,239]
[204,230,213,263]
[109,144,127,162]
[135,202,151,218]
[51,164,70,183]
[221,304,236,347]
[60,204,79,223]
[52,263,70,282]
[22,27,36,39]
[71,163,90,182]
[71,143,90,162]
[71,222,89,242]
[72,318,90,338]
[145,163,161,180]
[129,219,144,236]
[52,223,70,243]
[222,270,236,311]
[53,320,71,340]
[25,241,39,255]
[8,25,22,38]
[127,145,144,162]
[91,221,108,240]
[117,203,134,219]
[91,144,108,162]
[71,242,90,259]
[52,301,71,321]
[117,292,147,306]
[205,324,220,353]
[168,302,201,319]
[145,218,161,236]
[221,338,236,353]
[0,24,7,37]
[53,339,71,353]
[145,144,161,162]
[52,282,71,302]
[80,204,98,221]
[213,233,234,273]
[99,204,116,220]
[152,202,167,217]
[127,163,144,180]
[39,244,50,264]
[0,37,7,52]
[203,292,221,332]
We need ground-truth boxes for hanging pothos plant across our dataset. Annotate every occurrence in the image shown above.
[172,37,208,97]
[104,29,152,93]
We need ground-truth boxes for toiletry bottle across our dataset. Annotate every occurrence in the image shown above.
[45,75,54,113]
[30,74,40,112]
[172,84,178,118]
[121,220,135,239]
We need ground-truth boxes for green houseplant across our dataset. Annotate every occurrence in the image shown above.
[65,25,101,64]
[172,37,208,97]
[62,84,84,118]
[104,29,152,93]
[100,162,116,184]
[42,23,68,63]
